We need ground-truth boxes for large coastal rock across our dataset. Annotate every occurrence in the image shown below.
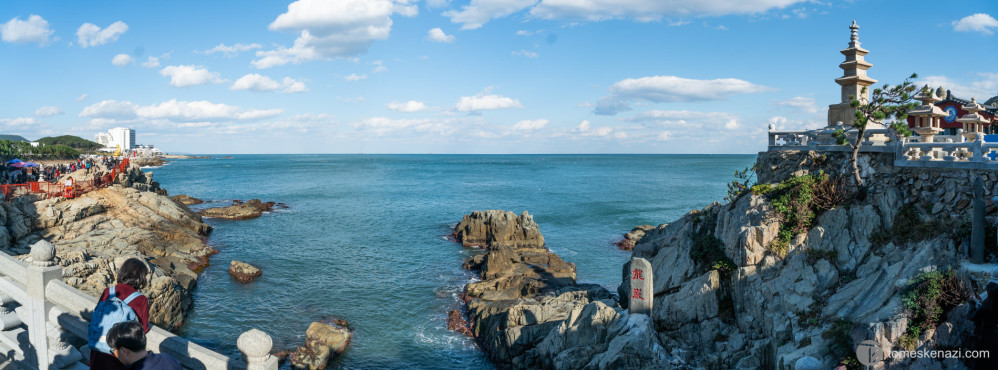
[454,210,670,369]
[171,194,204,205]
[199,199,278,220]
[614,224,656,250]
[452,210,545,248]
[1,164,214,330]
[228,260,262,283]
[290,321,352,370]
[613,151,994,369]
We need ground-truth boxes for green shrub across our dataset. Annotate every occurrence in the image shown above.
[763,172,850,257]
[898,270,969,350]
[805,248,838,264]
[750,183,773,195]
[689,207,735,274]
[725,166,756,202]
[823,318,859,370]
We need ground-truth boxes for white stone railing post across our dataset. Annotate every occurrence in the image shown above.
[25,240,62,370]
[238,329,278,370]
[972,135,985,163]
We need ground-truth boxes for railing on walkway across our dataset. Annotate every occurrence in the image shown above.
[768,126,998,170]
[0,241,278,370]
[0,158,131,202]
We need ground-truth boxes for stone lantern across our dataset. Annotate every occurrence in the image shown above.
[957,97,989,142]
[908,85,946,143]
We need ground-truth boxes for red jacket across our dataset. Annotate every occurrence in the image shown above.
[98,283,150,332]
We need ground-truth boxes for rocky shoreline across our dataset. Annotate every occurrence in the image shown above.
[449,151,998,369]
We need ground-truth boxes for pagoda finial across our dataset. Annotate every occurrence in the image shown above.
[850,20,859,44]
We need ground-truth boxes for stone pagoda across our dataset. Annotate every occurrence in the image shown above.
[957,97,990,141]
[908,85,947,143]
[828,21,878,127]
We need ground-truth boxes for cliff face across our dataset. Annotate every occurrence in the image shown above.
[620,151,993,369]
[0,164,213,330]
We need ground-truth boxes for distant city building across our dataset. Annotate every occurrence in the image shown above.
[94,127,162,156]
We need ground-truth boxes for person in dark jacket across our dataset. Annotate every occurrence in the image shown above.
[90,258,151,370]
[107,321,181,370]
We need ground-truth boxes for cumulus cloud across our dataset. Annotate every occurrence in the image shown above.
[199,43,263,57]
[344,73,367,81]
[774,96,818,114]
[387,100,428,112]
[34,106,63,117]
[76,21,128,47]
[953,13,998,35]
[371,60,389,73]
[111,54,134,67]
[594,75,770,115]
[919,73,998,101]
[142,56,160,68]
[77,94,88,102]
[511,49,538,58]
[0,117,41,130]
[513,119,548,131]
[231,74,308,93]
[444,0,537,30]
[352,116,457,136]
[455,91,524,112]
[426,27,455,42]
[1,15,54,45]
[625,110,741,129]
[159,65,226,87]
[80,99,282,123]
[768,116,821,131]
[572,120,613,137]
[252,0,417,68]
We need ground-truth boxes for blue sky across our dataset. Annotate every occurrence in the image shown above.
[1,0,996,154]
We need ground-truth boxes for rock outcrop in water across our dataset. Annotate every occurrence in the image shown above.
[453,210,669,369]
[172,194,204,205]
[199,199,280,220]
[290,320,352,370]
[614,224,657,250]
[0,163,214,330]
[228,260,262,283]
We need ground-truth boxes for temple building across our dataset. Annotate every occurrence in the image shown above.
[906,90,998,135]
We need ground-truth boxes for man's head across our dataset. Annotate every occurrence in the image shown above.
[107,321,147,366]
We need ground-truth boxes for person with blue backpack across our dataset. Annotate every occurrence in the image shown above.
[88,258,151,370]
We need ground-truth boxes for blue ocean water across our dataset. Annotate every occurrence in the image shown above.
[148,154,756,369]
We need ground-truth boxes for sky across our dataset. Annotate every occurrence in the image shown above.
[0,0,996,154]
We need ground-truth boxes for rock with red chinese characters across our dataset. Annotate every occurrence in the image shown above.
[228,260,261,283]
[452,210,544,249]
[627,257,653,314]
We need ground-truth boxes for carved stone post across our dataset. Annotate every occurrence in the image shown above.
[238,329,279,370]
[972,176,986,263]
[25,240,62,370]
[628,257,653,315]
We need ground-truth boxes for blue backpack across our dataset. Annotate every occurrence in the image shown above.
[87,285,143,354]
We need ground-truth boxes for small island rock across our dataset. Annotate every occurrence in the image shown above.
[614,224,656,250]
[290,321,352,370]
[452,210,544,248]
[171,194,205,205]
[199,199,277,220]
[228,260,262,283]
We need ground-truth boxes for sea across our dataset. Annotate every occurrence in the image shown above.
[147,154,757,369]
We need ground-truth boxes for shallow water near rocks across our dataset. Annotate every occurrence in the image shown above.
[150,154,755,369]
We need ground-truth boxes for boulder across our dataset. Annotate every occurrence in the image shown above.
[452,210,544,248]
[447,309,473,337]
[290,321,352,369]
[615,224,655,250]
[171,194,204,205]
[228,260,262,283]
[199,199,278,220]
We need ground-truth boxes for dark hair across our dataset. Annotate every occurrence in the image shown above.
[106,321,145,351]
[117,258,149,290]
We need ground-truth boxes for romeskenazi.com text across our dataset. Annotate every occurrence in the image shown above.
[891,349,990,360]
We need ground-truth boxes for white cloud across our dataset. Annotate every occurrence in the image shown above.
[199,43,263,56]
[513,119,548,131]
[427,27,456,43]
[953,13,998,35]
[344,73,367,81]
[594,75,771,115]
[76,21,128,47]
[0,117,41,128]
[572,120,613,136]
[372,60,389,73]
[656,131,672,141]
[159,65,226,87]
[352,116,456,136]
[626,110,742,129]
[231,74,308,93]
[1,15,54,45]
[80,99,282,123]
[387,100,428,112]
[511,49,538,58]
[530,0,806,22]
[516,30,533,35]
[77,94,88,102]
[111,54,134,67]
[34,106,63,117]
[919,73,998,101]
[444,0,537,30]
[768,116,821,131]
[252,0,417,68]
[455,91,524,112]
[774,96,817,114]
[142,56,160,68]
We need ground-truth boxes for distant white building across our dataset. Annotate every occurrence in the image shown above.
[95,127,136,151]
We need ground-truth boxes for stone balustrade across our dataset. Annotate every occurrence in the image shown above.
[768,126,998,170]
[0,241,278,370]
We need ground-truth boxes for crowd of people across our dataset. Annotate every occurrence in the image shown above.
[0,156,124,186]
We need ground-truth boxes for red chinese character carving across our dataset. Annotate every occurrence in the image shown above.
[631,288,644,300]
[631,269,644,280]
